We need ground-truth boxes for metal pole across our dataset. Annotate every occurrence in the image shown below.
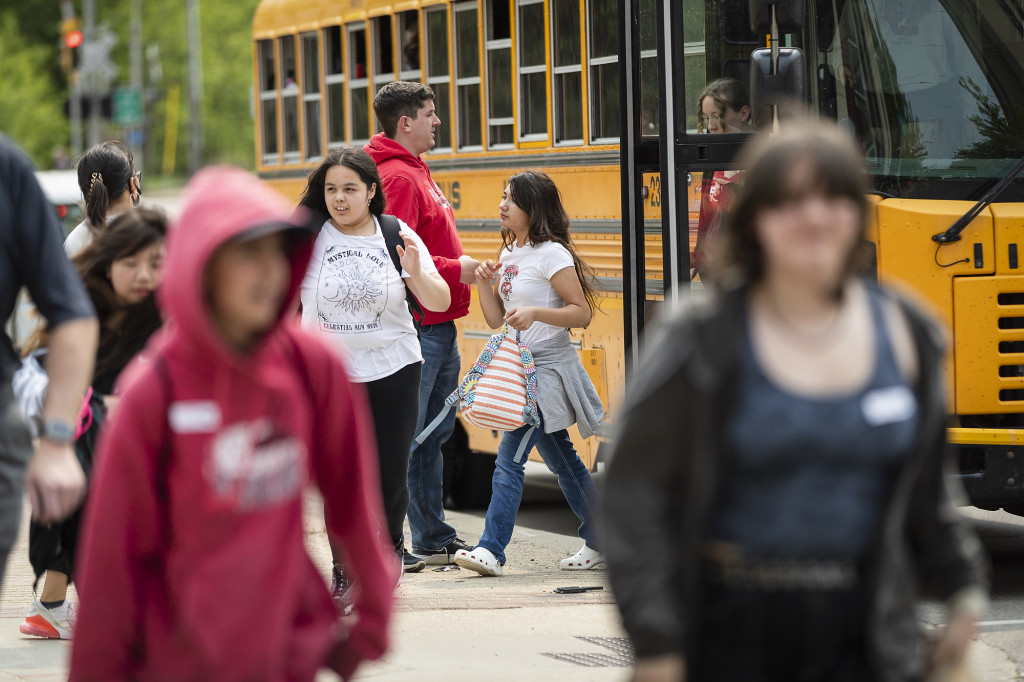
[186,0,204,174]
[70,77,83,157]
[83,0,101,147]
[59,0,82,156]
[130,0,144,170]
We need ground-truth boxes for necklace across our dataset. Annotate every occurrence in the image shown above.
[759,290,848,350]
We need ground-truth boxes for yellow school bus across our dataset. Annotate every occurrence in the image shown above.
[252,0,1024,512]
[251,0,682,505]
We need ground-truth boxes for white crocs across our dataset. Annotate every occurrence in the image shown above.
[560,544,605,570]
[454,546,503,576]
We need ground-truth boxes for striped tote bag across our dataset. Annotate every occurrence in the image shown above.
[415,323,540,463]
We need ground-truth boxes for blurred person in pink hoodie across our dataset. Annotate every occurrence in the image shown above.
[69,166,397,681]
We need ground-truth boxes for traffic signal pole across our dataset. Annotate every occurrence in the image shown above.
[60,0,83,156]
[83,0,101,148]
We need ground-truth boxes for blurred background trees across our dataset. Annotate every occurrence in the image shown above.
[0,1,260,176]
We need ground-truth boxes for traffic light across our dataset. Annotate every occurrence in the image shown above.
[60,17,82,72]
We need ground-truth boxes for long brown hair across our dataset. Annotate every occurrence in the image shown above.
[502,171,599,316]
[24,208,166,383]
[715,125,870,288]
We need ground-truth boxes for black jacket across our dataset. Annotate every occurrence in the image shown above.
[603,284,986,681]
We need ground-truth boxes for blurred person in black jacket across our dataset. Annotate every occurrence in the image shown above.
[604,125,986,682]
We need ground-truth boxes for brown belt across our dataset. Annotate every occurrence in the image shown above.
[703,550,858,592]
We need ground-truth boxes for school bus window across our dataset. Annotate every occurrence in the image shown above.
[399,10,421,78]
[279,35,300,162]
[348,23,371,143]
[373,16,394,94]
[485,0,514,148]
[425,7,452,151]
[551,0,583,144]
[517,0,548,140]
[324,26,346,145]
[301,32,323,160]
[639,0,659,137]
[455,3,483,150]
[588,0,619,142]
[257,39,279,164]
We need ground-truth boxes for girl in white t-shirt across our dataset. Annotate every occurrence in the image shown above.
[296,147,450,598]
[454,170,605,577]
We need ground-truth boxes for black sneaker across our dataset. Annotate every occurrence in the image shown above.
[411,538,472,565]
[402,551,426,573]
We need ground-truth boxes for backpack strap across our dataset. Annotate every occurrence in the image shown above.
[378,214,425,326]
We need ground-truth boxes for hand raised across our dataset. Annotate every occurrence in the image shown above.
[397,233,421,277]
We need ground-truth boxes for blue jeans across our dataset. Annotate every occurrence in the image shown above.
[477,420,599,565]
[408,321,460,552]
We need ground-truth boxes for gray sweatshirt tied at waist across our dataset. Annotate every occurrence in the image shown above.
[530,330,604,438]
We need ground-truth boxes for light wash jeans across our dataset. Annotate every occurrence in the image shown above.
[477,418,599,565]
[408,321,460,552]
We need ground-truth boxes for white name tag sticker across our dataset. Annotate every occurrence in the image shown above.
[169,401,222,434]
[861,385,917,427]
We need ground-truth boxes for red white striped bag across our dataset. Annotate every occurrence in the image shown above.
[415,323,540,462]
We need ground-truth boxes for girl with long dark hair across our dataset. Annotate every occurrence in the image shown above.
[64,141,141,256]
[19,208,166,640]
[296,146,450,597]
[454,170,604,576]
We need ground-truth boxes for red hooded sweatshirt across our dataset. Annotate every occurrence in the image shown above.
[364,133,470,324]
[69,167,397,682]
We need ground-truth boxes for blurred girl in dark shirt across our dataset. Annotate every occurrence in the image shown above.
[19,208,166,640]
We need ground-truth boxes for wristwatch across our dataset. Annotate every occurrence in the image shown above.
[41,419,75,445]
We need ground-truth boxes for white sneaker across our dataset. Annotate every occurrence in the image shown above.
[454,547,503,576]
[560,544,605,570]
[19,598,75,639]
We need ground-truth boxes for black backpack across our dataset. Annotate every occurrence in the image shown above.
[377,213,425,328]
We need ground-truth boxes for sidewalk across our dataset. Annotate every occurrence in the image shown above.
[0,493,627,681]
[1,493,1019,681]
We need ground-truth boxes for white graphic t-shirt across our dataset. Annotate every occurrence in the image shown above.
[497,240,575,346]
[300,215,436,382]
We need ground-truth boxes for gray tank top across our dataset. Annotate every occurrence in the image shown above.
[711,288,919,559]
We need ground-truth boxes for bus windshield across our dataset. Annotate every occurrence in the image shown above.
[823,0,1024,198]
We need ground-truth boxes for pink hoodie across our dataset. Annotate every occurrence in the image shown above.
[70,167,397,681]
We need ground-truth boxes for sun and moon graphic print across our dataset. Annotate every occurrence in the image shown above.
[316,245,391,334]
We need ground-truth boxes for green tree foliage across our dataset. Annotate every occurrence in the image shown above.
[0,11,70,168]
[2,1,261,176]
[103,0,262,175]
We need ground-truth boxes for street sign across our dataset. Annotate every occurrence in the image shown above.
[113,87,142,126]
[79,24,118,95]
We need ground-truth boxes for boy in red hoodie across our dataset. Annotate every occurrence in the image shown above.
[69,167,397,681]
[365,82,478,567]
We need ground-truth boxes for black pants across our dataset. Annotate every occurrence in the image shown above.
[694,580,874,682]
[330,361,421,561]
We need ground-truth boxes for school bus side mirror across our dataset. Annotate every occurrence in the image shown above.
[749,47,807,128]
[749,0,806,33]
